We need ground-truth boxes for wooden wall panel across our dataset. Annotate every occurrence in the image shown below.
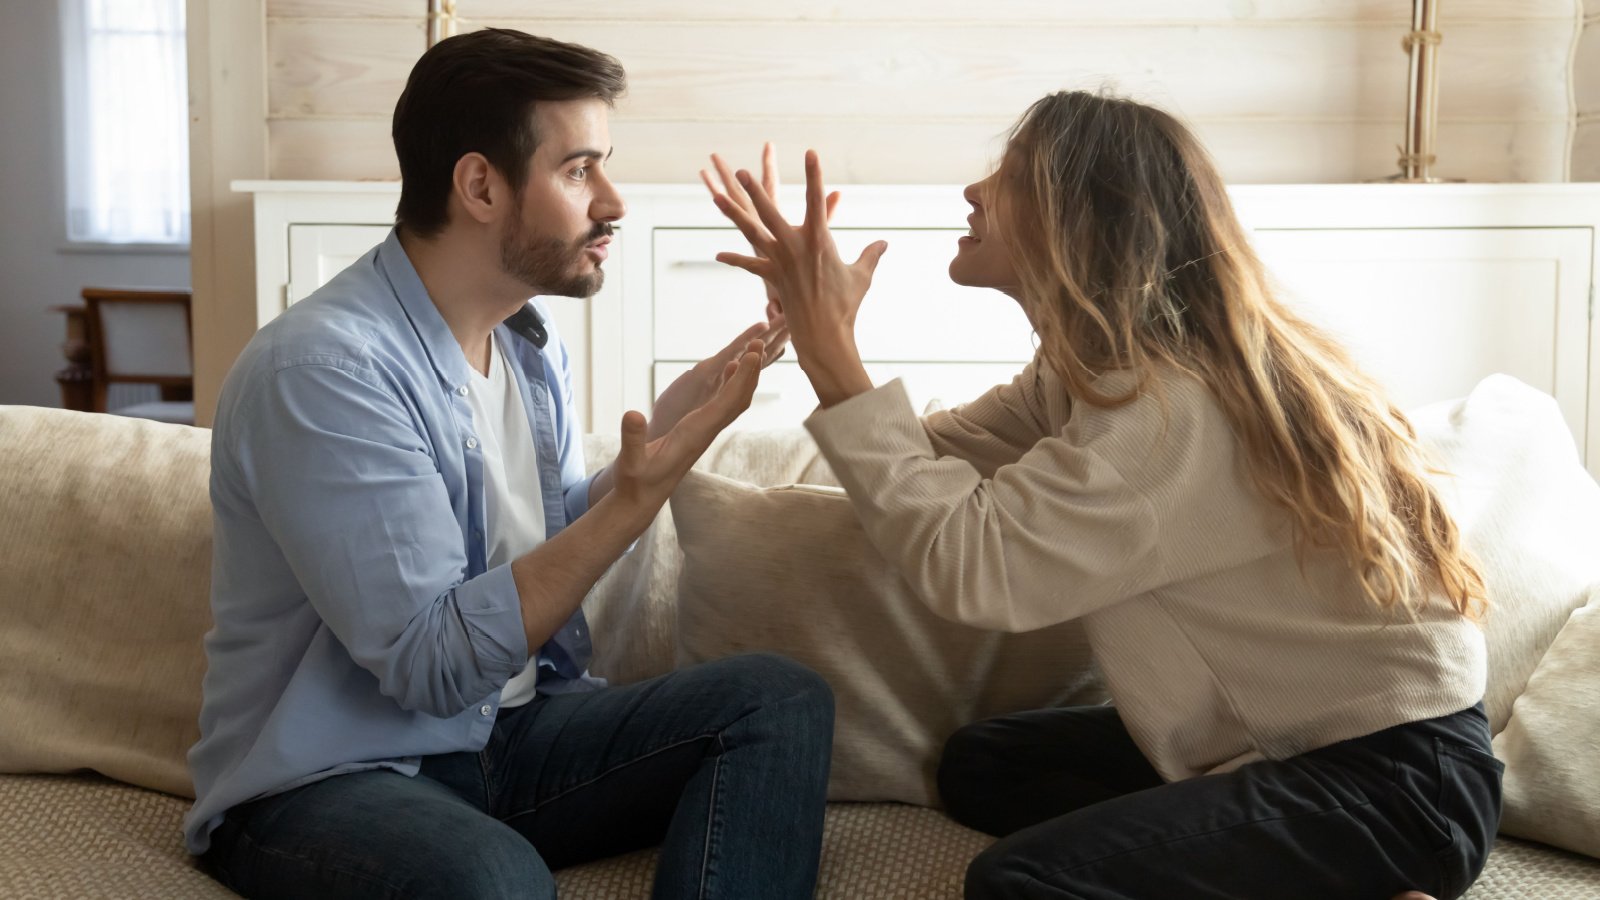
[268,19,1572,121]
[189,0,268,426]
[268,0,1577,24]
[261,3,1582,184]
[1578,8,1599,180]
[270,117,1570,186]
[1576,123,1600,181]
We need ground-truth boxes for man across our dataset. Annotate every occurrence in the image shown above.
[184,28,834,900]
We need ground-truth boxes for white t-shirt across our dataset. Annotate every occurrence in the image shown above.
[465,337,546,707]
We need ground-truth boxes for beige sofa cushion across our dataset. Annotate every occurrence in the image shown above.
[5,770,1600,899]
[581,427,838,686]
[1410,376,1600,734]
[0,407,211,799]
[1493,589,1600,857]
[670,470,1102,806]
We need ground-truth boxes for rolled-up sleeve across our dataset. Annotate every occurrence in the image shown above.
[806,378,1165,633]
[238,359,529,718]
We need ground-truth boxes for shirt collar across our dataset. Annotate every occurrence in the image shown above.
[375,226,480,393]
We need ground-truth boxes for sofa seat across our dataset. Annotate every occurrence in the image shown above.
[3,773,1598,899]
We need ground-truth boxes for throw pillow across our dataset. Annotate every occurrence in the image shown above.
[1410,374,1600,735]
[670,470,1102,806]
[581,426,839,686]
[0,407,212,798]
[1493,590,1600,857]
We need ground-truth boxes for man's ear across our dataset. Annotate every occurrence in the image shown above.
[450,152,502,227]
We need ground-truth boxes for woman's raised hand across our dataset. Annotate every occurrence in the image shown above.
[702,148,886,404]
[700,142,840,321]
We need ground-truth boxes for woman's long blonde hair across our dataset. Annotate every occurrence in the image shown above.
[1001,91,1483,618]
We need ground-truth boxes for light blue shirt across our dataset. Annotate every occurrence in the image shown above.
[185,228,599,854]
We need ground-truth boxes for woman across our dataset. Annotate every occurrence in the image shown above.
[700,92,1501,900]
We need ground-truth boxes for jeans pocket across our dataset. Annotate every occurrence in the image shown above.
[1432,738,1505,898]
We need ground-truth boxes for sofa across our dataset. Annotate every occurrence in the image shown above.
[3,374,1600,898]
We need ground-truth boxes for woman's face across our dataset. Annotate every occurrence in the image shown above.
[948,153,1024,296]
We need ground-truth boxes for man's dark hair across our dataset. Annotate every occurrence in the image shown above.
[392,29,626,236]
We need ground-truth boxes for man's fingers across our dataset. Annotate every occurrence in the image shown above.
[825,190,841,223]
[720,321,768,357]
[723,349,763,407]
[617,409,648,467]
[761,327,791,366]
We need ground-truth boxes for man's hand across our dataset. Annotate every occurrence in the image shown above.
[700,142,839,321]
[649,320,788,441]
[610,343,765,513]
[517,345,762,655]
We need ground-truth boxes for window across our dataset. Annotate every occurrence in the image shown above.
[61,0,189,246]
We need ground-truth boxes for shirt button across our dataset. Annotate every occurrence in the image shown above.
[479,704,493,717]
[465,437,478,450]
[457,385,469,396]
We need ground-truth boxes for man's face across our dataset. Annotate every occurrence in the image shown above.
[499,98,625,298]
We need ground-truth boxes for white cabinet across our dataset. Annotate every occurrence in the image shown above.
[1251,227,1592,444]
[239,181,1600,477]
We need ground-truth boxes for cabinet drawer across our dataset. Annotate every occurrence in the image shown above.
[653,229,1034,364]
[653,360,1024,432]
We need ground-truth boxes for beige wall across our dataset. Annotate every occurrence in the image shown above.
[266,0,1580,185]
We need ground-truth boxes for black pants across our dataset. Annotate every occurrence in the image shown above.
[939,703,1503,900]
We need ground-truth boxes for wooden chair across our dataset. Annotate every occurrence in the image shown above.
[81,287,195,425]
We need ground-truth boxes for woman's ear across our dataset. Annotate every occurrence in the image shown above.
[450,152,500,227]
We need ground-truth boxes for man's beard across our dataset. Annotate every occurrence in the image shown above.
[500,217,611,298]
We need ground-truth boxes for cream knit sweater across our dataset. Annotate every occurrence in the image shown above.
[804,357,1486,781]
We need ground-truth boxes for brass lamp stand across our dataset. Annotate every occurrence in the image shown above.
[426,0,458,48]
[1381,0,1459,183]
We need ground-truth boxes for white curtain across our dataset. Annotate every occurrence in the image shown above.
[61,0,189,245]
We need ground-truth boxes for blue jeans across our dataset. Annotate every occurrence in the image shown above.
[202,653,835,900]
[939,703,1503,900]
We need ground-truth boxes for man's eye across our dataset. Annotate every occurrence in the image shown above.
[570,166,589,181]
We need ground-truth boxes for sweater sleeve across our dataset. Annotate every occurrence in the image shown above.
[920,360,1051,477]
[806,378,1167,632]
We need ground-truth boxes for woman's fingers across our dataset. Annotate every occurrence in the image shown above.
[711,152,752,210]
[854,240,890,276]
[714,250,775,279]
[711,193,774,254]
[803,149,828,235]
[697,167,722,202]
[735,169,792,243]
[761,141,780,198]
